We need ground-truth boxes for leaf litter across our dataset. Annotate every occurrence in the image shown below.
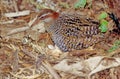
[0,0,120,79]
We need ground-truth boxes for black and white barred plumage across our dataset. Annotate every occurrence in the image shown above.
[47,13,101,52]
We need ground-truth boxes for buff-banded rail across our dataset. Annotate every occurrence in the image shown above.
[38,9,102,52]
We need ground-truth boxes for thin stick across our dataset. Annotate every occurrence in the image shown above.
[42,60,61,79]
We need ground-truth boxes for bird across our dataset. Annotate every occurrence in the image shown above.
[38,9,102,52]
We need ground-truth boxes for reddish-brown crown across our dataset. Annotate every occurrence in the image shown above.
[38,9,59,20]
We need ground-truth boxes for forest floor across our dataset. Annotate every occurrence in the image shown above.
[0,0,120,79]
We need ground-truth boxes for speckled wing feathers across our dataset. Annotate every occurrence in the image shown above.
[48,13,101,52]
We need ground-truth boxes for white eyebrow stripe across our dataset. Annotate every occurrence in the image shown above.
[39,12,51,18]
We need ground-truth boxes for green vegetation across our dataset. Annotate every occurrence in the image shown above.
[98,12,108,20]
[99,19,108,32]
[98,12,108,33]
[108,40,120,52]
[74,0,87,8]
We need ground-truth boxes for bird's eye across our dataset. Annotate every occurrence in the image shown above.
[40,16,45,20]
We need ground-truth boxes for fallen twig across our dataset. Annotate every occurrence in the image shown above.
[6,15,38,36]
[42,60,61,79]
[4,10,30,18]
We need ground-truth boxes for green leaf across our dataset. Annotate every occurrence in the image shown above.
[99,19,108,32]
[108,40,120,52]
[74,0,86,8]
[98,12,108,20]
[100,19,108,26]
[108,45,118,52]
[99,25,108,32]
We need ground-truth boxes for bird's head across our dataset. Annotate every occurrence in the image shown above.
[38,9,59,23]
